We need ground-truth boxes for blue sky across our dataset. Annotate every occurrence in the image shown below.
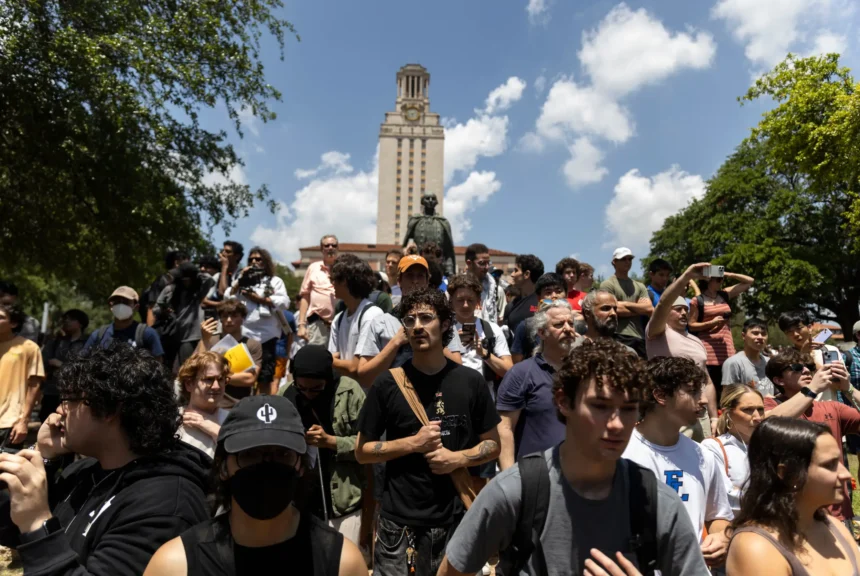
[202,0,858,277]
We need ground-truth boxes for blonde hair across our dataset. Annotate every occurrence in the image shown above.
[177,351,228,405]
[717,384,763,436]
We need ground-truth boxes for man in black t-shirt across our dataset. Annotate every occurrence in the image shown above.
[355,288,501,576]
[503,254,544,338]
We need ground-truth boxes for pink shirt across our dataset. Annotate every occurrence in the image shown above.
[645,320,708,374]
[300,261,336,321]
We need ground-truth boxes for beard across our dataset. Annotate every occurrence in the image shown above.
[593,316,618,337]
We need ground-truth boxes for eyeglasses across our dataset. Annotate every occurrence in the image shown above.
[788,363,817,373]
[473,260,491,268]
[198,375,225,387]
[248,256,263,262]
[236,447,298,469]
[402,312,438,329]
[322,243,338,248]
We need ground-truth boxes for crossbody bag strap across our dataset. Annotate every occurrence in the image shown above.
[389,367,477,510]
[713,436,730,476]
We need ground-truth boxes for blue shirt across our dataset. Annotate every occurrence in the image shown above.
[496,354,565,459]
[646,285,664,306]
[511,320,540,358]
[83,321,164,357]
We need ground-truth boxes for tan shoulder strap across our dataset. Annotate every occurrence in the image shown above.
[713,436,730,476]
[388,367,477,510]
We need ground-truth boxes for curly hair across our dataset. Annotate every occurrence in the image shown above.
[730,417,831,551]
[553,339,647,423]
[641,357,707,415]
[515,254,544,282]
[330,254,375,300]
[248,246,276,277]
[177,351,229,406]
[447,273,482,299]
[555,257,580,277]
[0,303,27,331]
[397,287,455,347]
[57,344,180,455]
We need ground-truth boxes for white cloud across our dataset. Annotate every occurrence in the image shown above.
[535,78,634,144]
[252,150,378,264]
[604,166,706,253]
[444,115,508,185]
[482,77,527,115]
[518,131,545,153]
[712,0,850,67]
[527,0,550,25]
[534,75,547,95]
[237,105,260,137]
[294,151,354,180]
[579,3,716,97]
[562,137,609,188]
[203,163,247,188]
[810,29,847,55]
[444,171,502,242]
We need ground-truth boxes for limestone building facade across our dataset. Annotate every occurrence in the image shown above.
[376,64,445,245]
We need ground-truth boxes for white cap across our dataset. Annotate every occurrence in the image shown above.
[378,271,390,284]
[672,296,689,308]
[612,247,634,260]
[853,320,860,335]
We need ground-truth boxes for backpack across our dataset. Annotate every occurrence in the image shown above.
[95,323,147,349]
[497,454,659,576]
[334,290,382,316]
[694,290,730,325]
[335,296,380,338]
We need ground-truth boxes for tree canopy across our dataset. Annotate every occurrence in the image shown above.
[648,54,860,337]
[0,0,295,309]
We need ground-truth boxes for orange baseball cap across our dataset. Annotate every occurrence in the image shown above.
[398,255,429,274]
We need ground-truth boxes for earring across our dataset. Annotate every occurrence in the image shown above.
[726,418,733,430]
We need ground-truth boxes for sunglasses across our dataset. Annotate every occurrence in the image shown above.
[249,256,263,262]
[788,363,816,373]
[322,243,338,248]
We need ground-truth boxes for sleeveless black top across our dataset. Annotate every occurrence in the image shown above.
[180,513,342,576]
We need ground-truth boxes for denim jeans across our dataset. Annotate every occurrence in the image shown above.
[374,516,458,576]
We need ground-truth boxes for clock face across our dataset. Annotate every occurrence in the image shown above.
[405,108,420,122]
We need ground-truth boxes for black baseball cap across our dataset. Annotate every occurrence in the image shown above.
[218,395,307,455]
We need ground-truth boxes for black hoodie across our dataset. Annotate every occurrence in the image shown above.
[0,442,210,575]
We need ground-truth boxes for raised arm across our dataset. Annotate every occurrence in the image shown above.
[724,272,755,299]
[647,263,710,339]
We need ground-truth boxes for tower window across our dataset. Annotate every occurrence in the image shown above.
[397,139,402,148]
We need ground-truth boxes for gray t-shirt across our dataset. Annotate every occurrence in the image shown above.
[354,312,463,366]
[445,446,708,576]
[721,351,771,393]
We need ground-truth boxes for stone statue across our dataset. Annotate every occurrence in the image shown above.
[403,191,455,276]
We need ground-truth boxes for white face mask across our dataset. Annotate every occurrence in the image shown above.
[111,304,134,321]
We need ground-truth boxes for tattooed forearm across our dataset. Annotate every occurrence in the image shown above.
[465,440,499,462]
[372,441,385,456]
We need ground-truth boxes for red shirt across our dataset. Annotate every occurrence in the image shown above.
[763,396,860,520]
[567,289,587,311]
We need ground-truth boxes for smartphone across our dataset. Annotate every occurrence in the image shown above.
[461,323,475,336]
[704,265,725,278]
[822,349,841,365]
[813,328,833,344]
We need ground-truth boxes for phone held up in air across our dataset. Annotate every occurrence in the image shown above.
[704,265,725,278]
[813,328,833,344]
[822,349,841,365]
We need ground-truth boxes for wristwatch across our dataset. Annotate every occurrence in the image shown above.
[800,386,818,399]
[19,517,62,544]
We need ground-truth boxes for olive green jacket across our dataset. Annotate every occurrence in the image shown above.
[280,375,366,517]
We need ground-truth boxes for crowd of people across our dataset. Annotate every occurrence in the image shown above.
[0,236,858,575]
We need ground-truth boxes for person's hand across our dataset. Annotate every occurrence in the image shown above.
[297,324,308,340]
[701,529,730,566]
[425,446,464,475]
[830,362,850,392]
[682,262,711,280]
[0,450,53,534]
[710,317,726,330]
[411,421,442,454]
[474,338,486,360]
[458,329,474,349]
[182,411,205,430]
[9,418,29,446]
[219,252,230,270]
[47,358,63,369]
[584,549,642,576]
[306,425,336,450]
[808,365,834,395]
[710,417,719,437]
[36,413,69,460]
[392,326,409,348]
[200,318,219,340]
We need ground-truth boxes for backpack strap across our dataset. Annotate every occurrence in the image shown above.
[134,323,147,348]
[695,294,705,323]
[507,452,551,576]
[713,436,730,476]
[478,318,497,382]
[627,460,659,575]
[96,325,110,347]
[389,367,477,509]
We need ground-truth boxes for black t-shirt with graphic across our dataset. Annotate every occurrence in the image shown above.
[504,292,539,335]
[357,360,500,527]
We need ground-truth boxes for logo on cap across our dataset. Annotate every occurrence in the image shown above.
[257,404,277,424]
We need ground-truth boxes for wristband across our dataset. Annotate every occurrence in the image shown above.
[799,386,818,399]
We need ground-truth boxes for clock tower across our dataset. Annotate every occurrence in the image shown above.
[376,64,445,245]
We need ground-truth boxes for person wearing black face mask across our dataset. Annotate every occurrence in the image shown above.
[144,395,368,576]
[281,345,367,547]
